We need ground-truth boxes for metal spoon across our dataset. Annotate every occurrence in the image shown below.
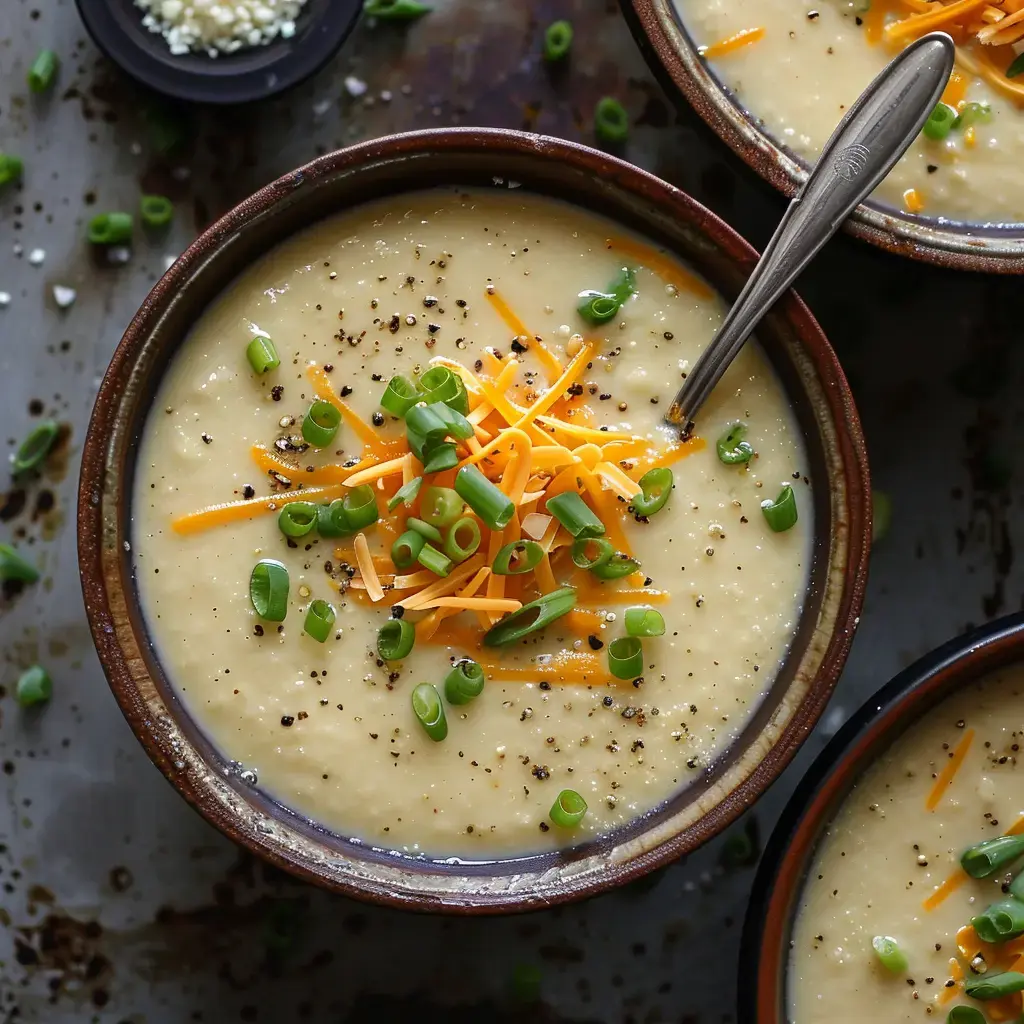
[666,31,956,434]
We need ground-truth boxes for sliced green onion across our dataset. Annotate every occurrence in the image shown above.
[16,664,52,707]
[0,153,24,188]
[388,477,422,512]
[380,374,421,417]
[571,536,614,570]
[301,400,341,448]
[418,366,468,413]
[0,543,39,583]
[140,194,173,228]
[962,834,1024,878]
[484,587,577,646]
[590,553,642,580]
[953,101,992,129]
[406,517,442,543]
[577,267,636,326]
[411,683,447,741]
[922,102,957,141]
[27,49,59,93]
[631,467,673,518]
[455,464,515,531]
[761,485,798,533]
[365,0,433,20]
[1008,52,1024,78]
[341,484,379,531]
[417,542,452,577]
[421,486,462,528]
[432,401,475,440]
[947,1007,986,1024]
[1009,869,1024,903]
[444,659,485,704]
[608,636,643,679]
[625,607,665,637]
[304,599,336,643]
[549,789,587,828]
[250,559,289,621]
[972,898,1024,944]
[317,499,354,538]
[406,403,449,459]
[422,441,459,474]
[871,935,908,975]
[545,491,605,538]
[716,422,754,465]
[12,419,59,475]
[594,96,629,144]
[391,529,426,570]
[377,618,416,660]
[278,500,318,539]
[543,19,573,61]
[964,971,1024,1001]
[493,540,544,576]
[246,336,280,374]
[444,517,482,562]
[87,211,132,246]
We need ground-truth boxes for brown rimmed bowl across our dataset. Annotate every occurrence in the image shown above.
[622,0,1024,273]
[741,613,1024,1020]
[78,127,870,913]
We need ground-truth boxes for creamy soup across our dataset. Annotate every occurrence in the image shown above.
[132,189,812,859]
[791,663,1024,1021]
[674,0,1024,223]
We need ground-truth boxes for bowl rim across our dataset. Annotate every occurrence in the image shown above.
[739,611,1024,1021]
[77,125,871,913]
[74,0,362,105]
[622,0,1024,273]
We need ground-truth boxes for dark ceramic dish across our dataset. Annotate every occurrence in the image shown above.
[741,613,1024,1020]
[75,0,361,104]
[78,127,870,913]
[623,0,1024,272]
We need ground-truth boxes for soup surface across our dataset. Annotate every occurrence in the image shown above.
[674,0,1024,223]
[133,188,812,858]
[791,663,1024,1021]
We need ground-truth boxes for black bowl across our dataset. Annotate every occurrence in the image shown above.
[75,0,362,104]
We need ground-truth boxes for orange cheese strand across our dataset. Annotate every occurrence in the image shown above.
[942,70,968,109]
[172,484,344,535]
[249,444,353,485]
[532,339,566,383]
[702,26,765,59]
[604,236,714,299]
[903,188,926,215]
[885,0,989,44]
[632,436,707,475]
[486,288,531,339]
[577,586,670,606]
[926,727,974,811]
[956,45,1024,105]
[420,596,522,613]
[480,650,615,685]
[512,342,596,430]
[923,869,968,912]
[580,470,633,556]
[938,957,964,1005]
[306,364,381,447]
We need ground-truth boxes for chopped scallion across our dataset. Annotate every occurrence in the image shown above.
[12,419,59,475]
[549,788,587,828]
[303,599,336,643]
[278,500,318,539]
[761,484,798,532]
[0,543,39,583]
[443,516,482,562]
[624,606,665,637]
[455,464,515,531]
[301,400,341,448]
[87,211,132,246]
[493,539,544,576]
[16,664,52,707]
[140,194,174,229]
[387,477,422,512]
[378,617,416,660]
[871,935,908,975]
[716,422,754,465]
[391,529,426,570]
[380,374,422,417]
[417,542,452,577]
[545,491,605,538]
[608,636,643,679]
[630,467,673,518]
[483,587,576,646]
[444,659,485,704]
[411,683,447,741]
[246,336,280,374]
[543,20,573,62]
[250,559,289,621]
[594,96,629,144]
[420,486,462,528]
[27,49,59,93]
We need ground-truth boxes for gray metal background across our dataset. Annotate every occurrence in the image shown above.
[1,1,1019,1020]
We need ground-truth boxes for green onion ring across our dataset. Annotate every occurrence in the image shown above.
[493,539,544,576]
[715,422,754,465]
[418,365,469,413]
[302,400,341,448]
[962,834,1024,878]
[444,659,485,704]
[624,607,665,637]
[391,530,427,570]
[317,499,354,538]
[608,636,643,679]
[140,194,174,229]
[380,374,422,417]
[16,664,52,707]
[455,464,515,531]
[549,789,588,828]
[0,153,24,188]
[87,211,132,246]
[543,19,573,61]
[631,467,673,518]
[590,553,642,581]
[443,517,482,562]
[433,401,475,440]
[971,898,1024,944]
[871,935,908,975]
[278,500,318,539]
[594,96,629,144]
[545,491,605,538]
[341,484,379,531]
[421,485,463,528]
[377,618,416,660]
[27,49,59,93]
[571,536,614,570]
[761,485,799,533]
[304,599,336,643]
[246,336,280,374]
[947,1007,986,1024]
[406,517,443,543]
[387,477,422,512]
[417,542,452,577]
[12,419,59,475]
[250,559,289,621]
[964,971,1024,1001]
[411,683,447,741]
[483,587,576,647]
[422,441,459,474]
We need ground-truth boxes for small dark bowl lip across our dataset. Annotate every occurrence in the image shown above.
[75,0,361,105]
[622,0,1024,273]
[740,612,1024,1021]
[77,125,870,913]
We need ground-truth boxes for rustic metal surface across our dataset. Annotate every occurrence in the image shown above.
[1,0,1021,1021]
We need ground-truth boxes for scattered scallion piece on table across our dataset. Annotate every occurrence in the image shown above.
[16,664,52,707]
[444,659,485,704]
[340,485,379,531]
[140,194,174,229]
[0,153,24,188]
[510,964,543,1005]
[549,789,588,828]
[378,617,416,660]
[1007,52,1024,79]
[631,467,674,518]
[571,536,615,571]
[387,477,422,512]
[947,1007,986,1024]
[716,422,754,465]
[493,539,544,576]
[484,587,577,646]
[364,0,433,20]
[608,636,643,679]
[302,399,342,448]
[278,501,318,539]
[411,683,447,741]
[12,419,59,475]
[590,552,642,580]
[391,529,426,570]
[87,211,132,246]
[406,517,443,543]
[761,484,798,532]
[922,102,957,141]
[543,20,573,61]
[250,559,289,621]
[455,464,515,531]
[27,49,59,93]
[971,898,1024,944]
[0,543,39,583]
[871,935,908,975]
[421,485,463,528]
[964,971,1024,1001]
[443,517,481,562]
[961,834,1024,878]
[546,491,605,538]
[624,607,665,637]
[246,336,280,374]
[594,96,629,144]
[303,599,336,643]
[417,542,452,577]
[380,374,421,417]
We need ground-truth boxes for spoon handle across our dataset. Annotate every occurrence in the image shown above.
[666,31,955,431]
